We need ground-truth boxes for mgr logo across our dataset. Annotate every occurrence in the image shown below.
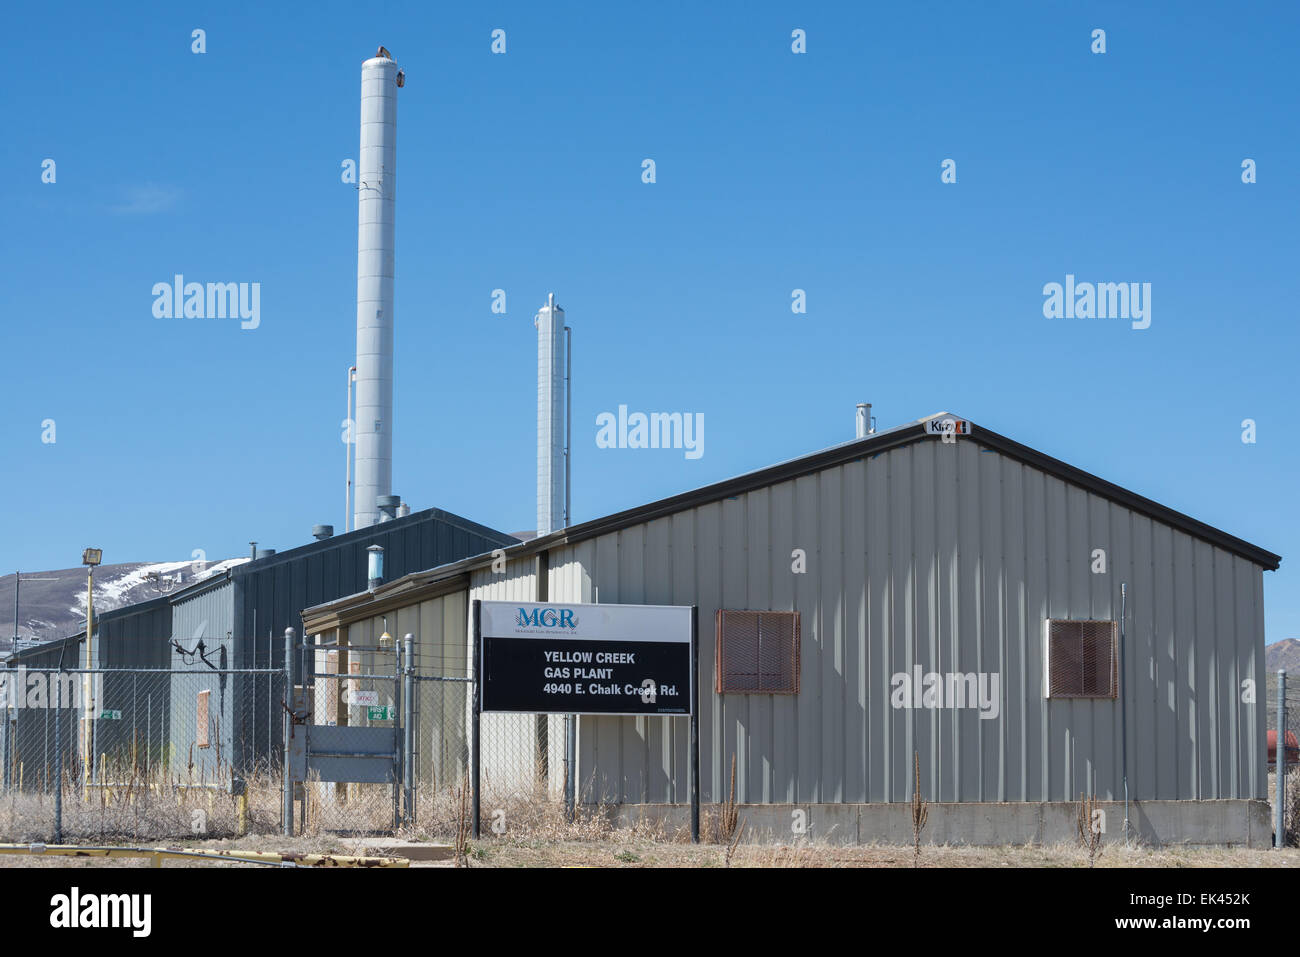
[516,607,579,629]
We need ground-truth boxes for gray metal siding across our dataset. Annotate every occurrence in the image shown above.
[550,439,1267,805]
[169,581,237,776]
[96,597,172,670]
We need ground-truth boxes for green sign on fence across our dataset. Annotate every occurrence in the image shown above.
[367,706,394,721]
[100,710,121,720]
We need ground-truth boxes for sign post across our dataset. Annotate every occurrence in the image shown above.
[472,600,482,840]
[472,600,699,841]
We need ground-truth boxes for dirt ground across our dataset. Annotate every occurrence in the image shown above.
[3,834,1297,868]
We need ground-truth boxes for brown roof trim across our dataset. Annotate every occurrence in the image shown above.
[973,425,1281,570]
[303,419,1280,622]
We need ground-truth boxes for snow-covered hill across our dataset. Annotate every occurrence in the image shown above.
[0,558,246,650]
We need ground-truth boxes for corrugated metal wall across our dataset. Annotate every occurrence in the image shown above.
[548,439,1267,805]
[169,579,237,776]
[96,597,173,669]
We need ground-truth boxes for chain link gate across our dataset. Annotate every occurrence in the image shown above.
[283,629,405,834]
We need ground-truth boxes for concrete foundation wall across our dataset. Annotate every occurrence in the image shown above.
[608,799,1273,848]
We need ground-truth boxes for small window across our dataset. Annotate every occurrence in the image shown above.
[715,610,800,694]
[196,690,211,748]
[1044,620,1118,698]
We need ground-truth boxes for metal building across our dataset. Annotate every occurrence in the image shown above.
[2,506,517,784]
[303,413,1281,845]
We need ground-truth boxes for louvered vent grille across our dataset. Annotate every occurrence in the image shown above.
[1046,619,1118,698]
[715,610,800,694]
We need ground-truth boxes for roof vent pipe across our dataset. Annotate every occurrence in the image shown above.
[377,494,400,522]
[367,545,384,591]
[249,541,257,559]
[254,548,277,560]
[312,525,334,541]
[396,503,410,518]
[856,403,874,438]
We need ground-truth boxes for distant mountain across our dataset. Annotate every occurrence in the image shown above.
[1266,638,1300,674]
[0,559,246,651]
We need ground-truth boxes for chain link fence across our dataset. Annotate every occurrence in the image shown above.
[0,668,283,842]
[1266,672,1299,846]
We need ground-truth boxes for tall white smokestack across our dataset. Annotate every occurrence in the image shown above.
[536,294,567,536]
[354,48,400,530]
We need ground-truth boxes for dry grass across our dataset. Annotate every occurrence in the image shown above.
[6,766,1297,869]
[0,766,283,843]
[403,839,1300,869]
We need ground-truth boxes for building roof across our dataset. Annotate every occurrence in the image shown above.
[301,413,1281,629]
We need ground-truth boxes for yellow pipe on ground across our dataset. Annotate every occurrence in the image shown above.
[0,843,409,868]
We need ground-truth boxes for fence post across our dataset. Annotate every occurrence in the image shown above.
[564,714,575,822]
[471,600,481,840]
[53,685,63,844]
[403,634,415,828]
[1277,670,1287,849]
[283,627,295,837]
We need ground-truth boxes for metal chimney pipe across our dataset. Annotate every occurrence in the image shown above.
[536,293,567,536]
[367,545,384,591]
[354,49,401,530]
[377,494,400,522]
[312,525,334,541]
[856,403,873,438]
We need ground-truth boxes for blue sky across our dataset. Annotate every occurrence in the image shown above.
[1,1,1296,639]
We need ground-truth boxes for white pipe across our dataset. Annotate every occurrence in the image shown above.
[354,52,400,530]
[535,294,566,536]
[345,364,356,532]
[564,325,572,528]
[856,403,872,438]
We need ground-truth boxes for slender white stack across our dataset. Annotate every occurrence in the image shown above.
[536,294,567,536]
[354,53,399,530]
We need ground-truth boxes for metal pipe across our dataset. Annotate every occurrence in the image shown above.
[564,713,576,821]
[345,365,356,532]
[283,627,295,837]
[52,677,62,844]
[83,566,94,798]
[564,324,576,819]
[856,403,872,438]
[1277,670,1287,848]
[565,325,572,529]
[472,601,481,839]
[535,294,565,536]
[353,52,401,531]
[1120,582,1129,846]
[403,633,414,827]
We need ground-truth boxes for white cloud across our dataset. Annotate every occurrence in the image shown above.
[110,184,184,215]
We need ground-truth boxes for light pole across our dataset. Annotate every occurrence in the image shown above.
[80,548,102,796]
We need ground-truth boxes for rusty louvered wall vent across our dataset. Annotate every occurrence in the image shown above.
[1044,619,1118,699]
[715,610,800,694]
